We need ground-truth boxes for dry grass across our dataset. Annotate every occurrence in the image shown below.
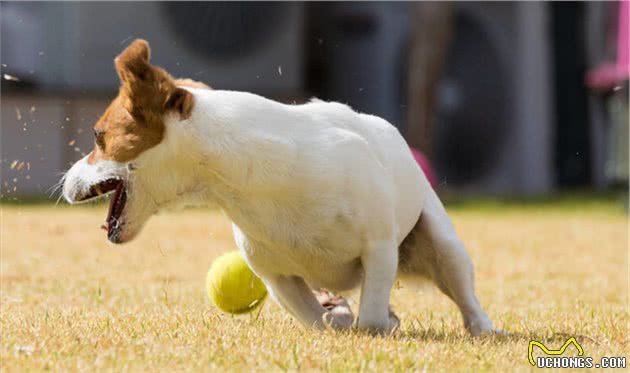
[1,199,628,372]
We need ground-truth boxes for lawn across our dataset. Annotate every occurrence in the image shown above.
[1,197,628,372]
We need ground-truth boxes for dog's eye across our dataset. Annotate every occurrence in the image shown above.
[94,129,105,148]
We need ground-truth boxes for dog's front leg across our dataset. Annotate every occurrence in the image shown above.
[357,239,400,334]
[265,275,354,330]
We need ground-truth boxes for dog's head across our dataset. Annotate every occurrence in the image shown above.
[63,39,208,243]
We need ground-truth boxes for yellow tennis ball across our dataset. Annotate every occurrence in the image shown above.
[206,251,267,314]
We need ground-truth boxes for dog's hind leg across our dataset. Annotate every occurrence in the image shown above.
[399,192,496,336]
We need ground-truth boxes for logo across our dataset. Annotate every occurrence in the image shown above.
[528,337,584,366]
[528,337,627,369]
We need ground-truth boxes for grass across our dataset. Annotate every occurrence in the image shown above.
[0,198,628,372]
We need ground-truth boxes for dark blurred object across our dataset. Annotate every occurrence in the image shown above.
[163,2,288,61]
[431,3,554,195]
[0,77,37,93]
[433,5,509,186]
[551,2,592,188]
[406,2,453,159]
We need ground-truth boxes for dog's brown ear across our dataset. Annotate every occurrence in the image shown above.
[114,39,151,83]
[164,88,194,120]
[114,39,178,125]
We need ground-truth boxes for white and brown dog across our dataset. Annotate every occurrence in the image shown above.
[63,39,497,335]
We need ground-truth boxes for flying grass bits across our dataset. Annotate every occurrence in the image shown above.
[206,251,267,314]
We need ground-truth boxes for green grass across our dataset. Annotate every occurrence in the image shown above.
[1,197,628,372]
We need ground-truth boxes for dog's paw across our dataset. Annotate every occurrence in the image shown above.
[466,316,505,337]
[356,307,400,336]
[315,289,354,330]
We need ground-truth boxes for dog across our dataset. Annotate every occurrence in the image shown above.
[63,39,497,336]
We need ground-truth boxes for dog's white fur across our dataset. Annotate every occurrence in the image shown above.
[64,88,496,335]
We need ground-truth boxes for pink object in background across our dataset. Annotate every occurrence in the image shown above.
[410,147,437,188]
[585,0,629,91]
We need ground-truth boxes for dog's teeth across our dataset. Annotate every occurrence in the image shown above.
[94,185,103,195]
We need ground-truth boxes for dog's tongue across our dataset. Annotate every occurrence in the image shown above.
[101,182,123,232]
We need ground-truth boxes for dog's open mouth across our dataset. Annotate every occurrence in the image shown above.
[77,178,127,239]
[102,180,127,240]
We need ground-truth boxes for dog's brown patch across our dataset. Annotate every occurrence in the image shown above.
[175,78,211,90]
[87,39,208,164]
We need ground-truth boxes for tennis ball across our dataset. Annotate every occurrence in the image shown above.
[206,251,267,314]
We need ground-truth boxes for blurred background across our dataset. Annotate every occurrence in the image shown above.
[1,1,628,200]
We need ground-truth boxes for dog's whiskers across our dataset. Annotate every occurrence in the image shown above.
[49,173,68,206]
